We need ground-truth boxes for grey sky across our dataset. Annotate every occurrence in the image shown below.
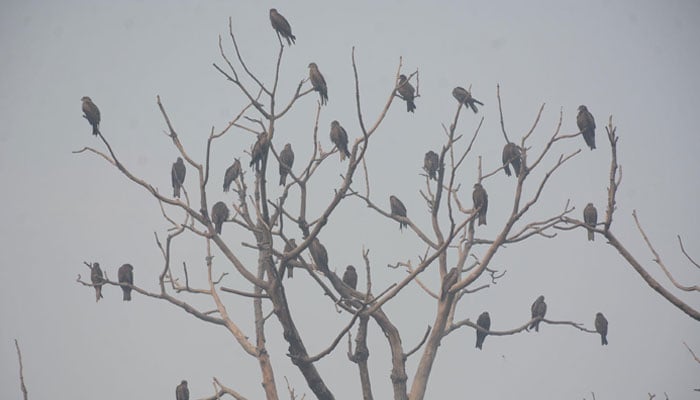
[1,0,699,399]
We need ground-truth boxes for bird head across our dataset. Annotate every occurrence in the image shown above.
[270,8,277,14]
[308,62,317,69]
[578,105,588,112]
[331,120,339,127]
[81,96,92,102]
[538,295,545,302]
[473,182,482,189]
[347,265,355,272]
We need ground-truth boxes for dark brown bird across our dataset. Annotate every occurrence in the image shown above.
[595,312,608,345]
[279,143,295,186]
[250,133,270,171]
[90,262,104,302]
[577,105,596,150]
[118,264,134,301]
[529,295,547,332]
[282,239,297,278]
[171,157,186,198]
[176,380,189,400]
[81,96,101,136]
[390,195,408,231]
[223,158,241,192]
[397,74,416,113]
[475,311,491,350]
[440,267,459,301]
[308,237,329,273]
[452,87,483,113]
[330,120,350,161]
[211,201,229,234]
[502,142,522,177]
[342,265,358,290]
[269,9,296,45]
[583,203,598,241]
[424,151,439,180]
[472,183,488,226]
[308,62,328,105]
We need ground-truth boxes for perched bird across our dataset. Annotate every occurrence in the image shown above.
[81,96,101,136]
[223,158,241,192]
[389,195,408,231]
[90,262,104,302]
[475,311,491,350]
[279,143,295,186]
[330,120,351,161]
[118,264,134,301]
[269,9,295,45]
[308,237,329,273]
[282,239,297,278]
[342,265,358,290]
[452,87,484,113]
[397,74,416,113]
[211,201,229,234]
[308,62,328,105]
[472,183,488,226]
[440,267,458,301]
[577,105,596,150]
[583,203,598,241]
[176,380,189,400]
[595,312,609,345]
[423,151,439,180]
[502,143,522,177]
[250,133,270,170]
[171,157,186,198]
[529,295,547,332]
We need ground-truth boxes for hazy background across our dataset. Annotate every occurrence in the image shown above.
[1,0,699,399]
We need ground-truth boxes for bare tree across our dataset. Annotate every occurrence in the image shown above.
[73,14,698,400]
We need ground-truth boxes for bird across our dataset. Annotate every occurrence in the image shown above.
[308,237,329,273]
[282,239,297,278]
[250,133,270,171]
[397,74,416,113]
[330,120,351,161]
[440,267,458,301]
[475,311,491,350]
[269,9,296,45]
[342,265,358,290]
[211,201,229,234]
[472,183,488,226]
[583,203,598,241]
[452,87,484,113]
[389,195,408,231]
[118,264,134,301]
[279,143,295,186]
[308,62,328,105]
[595,312,609,345]
[502,142,522,177]
[223,158,241,192]
[171,157,186,198]
[529,295,547,332]
[423,151,439,180]
[81,96,101,136]
[577,105,596,150]
[90,262,104,302]
[176,380,189,400]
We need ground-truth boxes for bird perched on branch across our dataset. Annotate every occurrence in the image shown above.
[309,238,329,273]
[250,133,270,171]
[176,380,189,400]
[595,312,609,345]
[397,74,416,113]
[212,201,229,234]
[171,157,186,198]
[342,265,358,290]
[223,158,241,192]
[390,195,408,231]
[118,264,134,301]
[269,9,295,45]
[330,120,350,161]
[529,295,547,332]
[475,311,491,350]
[279,143,295,185]
[423,151,439,180]
[81,96,101,136]
[502,142,522,177]
[308,62,328,105]
[452,87,483,113]
[90,262,104,302]
[577,105,596,150]
[583,203,598,241]
[472,183,488,226]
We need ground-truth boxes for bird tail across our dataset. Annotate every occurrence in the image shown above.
[602,335,608,345]
[279,174,286,186]
[469,102,478,113]
[407,100,416,113]
[223,183,230,192]
[588,229,594,241]
[95,286,103,302]
[504,165,512,176]
[479,214,486,226]
[215,222,223,234]
[174,186,180,198]
[320,91,328,105]
[287,264,294,278]
[289,34,296,45]
[92,125,100,136]
[123,288,131,301]
[430,171,437,180]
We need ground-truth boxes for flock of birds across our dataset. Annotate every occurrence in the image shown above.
[79,8,609,399]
